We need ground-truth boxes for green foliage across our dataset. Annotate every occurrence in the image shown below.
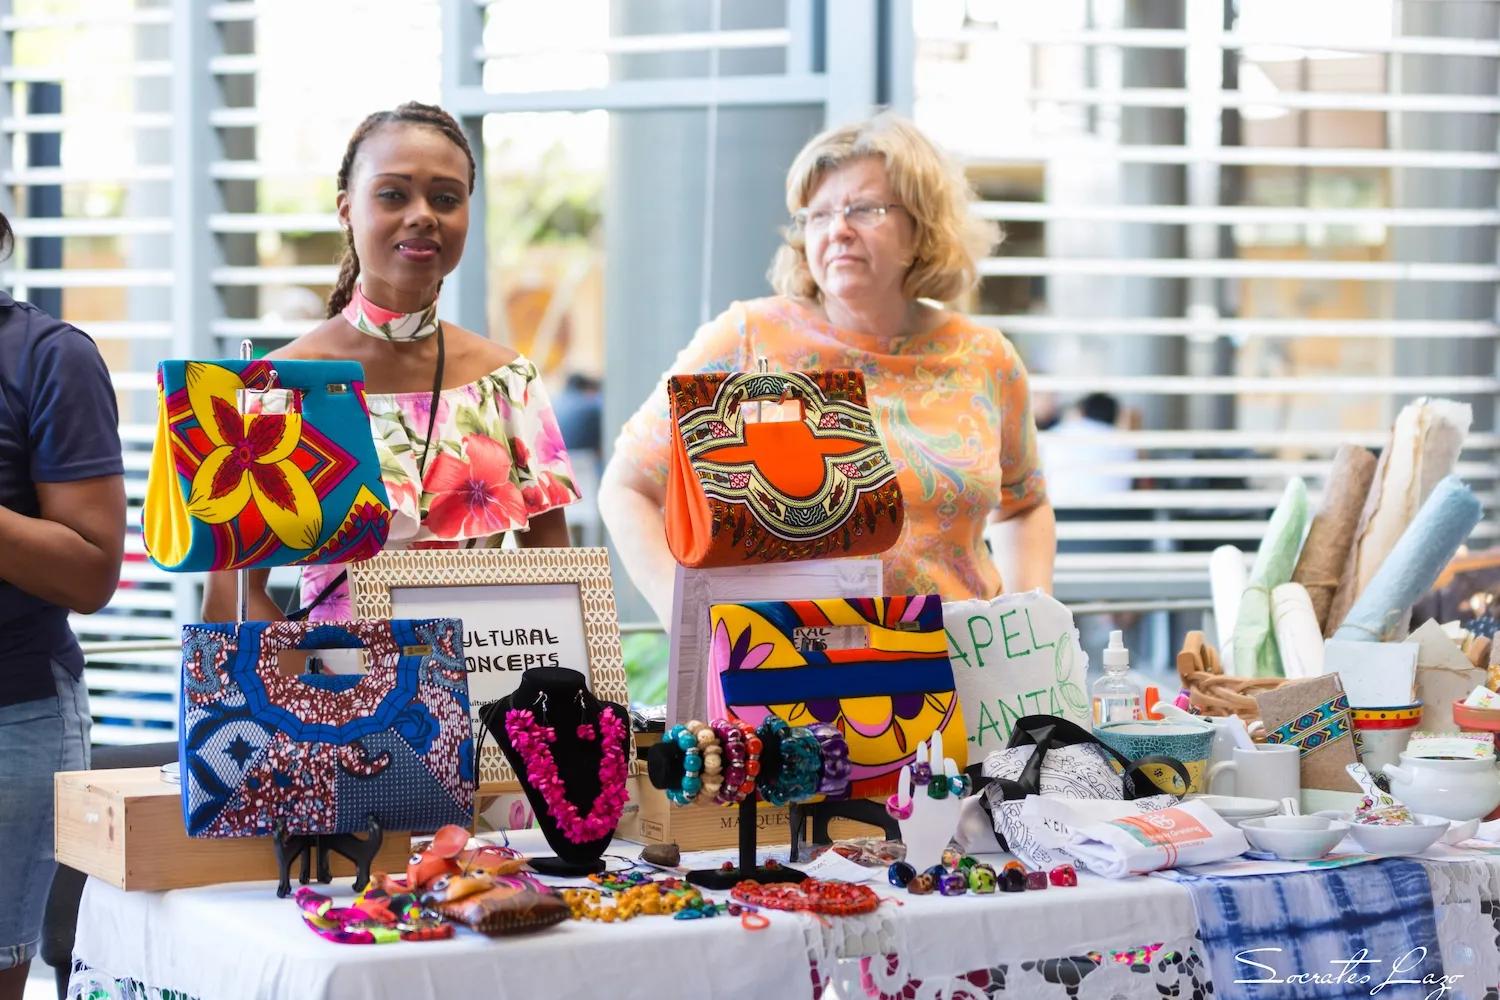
[621,631,669,709]
[486,142,602,266]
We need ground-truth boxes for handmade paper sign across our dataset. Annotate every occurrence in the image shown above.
[1321,639,1418,708]
[942,590,1090,754]
[350,548,628,789]
[1407,618,1486,733]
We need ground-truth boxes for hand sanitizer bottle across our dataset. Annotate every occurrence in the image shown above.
[1092,630,1143,727]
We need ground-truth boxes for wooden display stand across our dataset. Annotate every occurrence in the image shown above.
[54,767,411,892]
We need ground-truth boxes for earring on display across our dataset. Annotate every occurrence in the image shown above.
[533,690,549,725]
[575,689,596,740]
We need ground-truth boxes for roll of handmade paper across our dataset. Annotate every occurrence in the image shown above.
[1231,478,1310,679]
[1271,582,1323,680]
[1326,398,1471,636]
[1333,475,1484,643]
[1210,545,1247,673]
[1292,445,1376,633]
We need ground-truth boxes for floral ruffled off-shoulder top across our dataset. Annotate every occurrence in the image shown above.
[301,357,580,619]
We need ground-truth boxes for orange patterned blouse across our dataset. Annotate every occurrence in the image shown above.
[614,296,1048,599]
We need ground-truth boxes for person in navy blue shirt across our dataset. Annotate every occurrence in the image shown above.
[0,211,124,999]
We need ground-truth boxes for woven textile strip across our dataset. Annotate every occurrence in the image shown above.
[1265,694,1360,758]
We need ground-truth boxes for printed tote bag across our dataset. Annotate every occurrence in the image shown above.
[666,368,903,568]
[708,594,962,798]
[179,618,475,837]
[144,358,391,572]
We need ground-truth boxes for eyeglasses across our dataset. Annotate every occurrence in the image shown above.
[792,201,903,235]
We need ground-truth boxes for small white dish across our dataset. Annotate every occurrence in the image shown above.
[1240,816,1349,861]
[1424,814,1481,846]
[1190,793,1281,817]
[1345,816,1449,857]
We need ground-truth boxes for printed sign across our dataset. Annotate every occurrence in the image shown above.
[391,582,588,703]
[943,590,1090,753]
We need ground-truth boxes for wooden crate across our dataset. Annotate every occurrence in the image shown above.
[55,767,412,891]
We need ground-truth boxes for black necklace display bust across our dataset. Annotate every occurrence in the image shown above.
[482,667,627,876]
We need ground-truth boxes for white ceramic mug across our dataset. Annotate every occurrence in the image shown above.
[1205,744,1301,802]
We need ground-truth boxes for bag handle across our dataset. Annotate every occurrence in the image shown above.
[287,325,445,622]
[982,714,1192,802]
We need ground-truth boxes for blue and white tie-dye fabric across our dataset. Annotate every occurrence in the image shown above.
[1183,858,1451,999]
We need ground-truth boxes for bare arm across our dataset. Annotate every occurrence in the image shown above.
[991,501,1057,595]
[598,457,676,628]
[518,507,571,548]
[0,475,126,614]
[203,568,281,622]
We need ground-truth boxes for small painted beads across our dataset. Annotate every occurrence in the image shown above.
[938,872,968,896]
[968,864,997,894]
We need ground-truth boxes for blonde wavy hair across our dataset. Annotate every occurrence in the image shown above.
[769,112,999,304]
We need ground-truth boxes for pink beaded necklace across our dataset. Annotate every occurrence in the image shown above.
[504,704,629,844]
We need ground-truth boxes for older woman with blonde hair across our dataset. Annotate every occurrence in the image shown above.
[601,113,1055,625]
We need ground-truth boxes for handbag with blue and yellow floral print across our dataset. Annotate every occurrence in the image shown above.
[143,358,391,573]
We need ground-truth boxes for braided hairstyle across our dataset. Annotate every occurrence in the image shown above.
[327,102,476,319]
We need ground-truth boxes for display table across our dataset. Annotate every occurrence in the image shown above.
[67,833,1500,1000]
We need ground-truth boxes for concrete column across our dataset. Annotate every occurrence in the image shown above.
[602,0,824,620]
[1391,3,1499,438]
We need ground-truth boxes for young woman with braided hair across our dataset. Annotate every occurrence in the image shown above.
[204,102,578,623]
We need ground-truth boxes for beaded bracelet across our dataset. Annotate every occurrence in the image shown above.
[664,724,703,805]
[760,725,822,806]
[737,720,763,800]
[808,723,851,799]
[685,720,724,802]
[730,878,880,916]
[786,722,822,803]
[754,717,790,805]
[712,719,749,805]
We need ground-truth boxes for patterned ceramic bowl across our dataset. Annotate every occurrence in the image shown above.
[1094,721,1216,795]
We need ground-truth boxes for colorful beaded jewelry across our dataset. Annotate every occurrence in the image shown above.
[711,719,748,804]
[505,705,629,843]
[587,869,653,892]
[808,723,851,798]
[685,719,724,802]
[736,719,764,800]
[562,882,713,922]
[664,723,704,806]
[761,725,822,806]
[730,879,880,916]
[754,717,790,804]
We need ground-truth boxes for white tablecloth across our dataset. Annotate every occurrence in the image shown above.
[68,837,1500,1000]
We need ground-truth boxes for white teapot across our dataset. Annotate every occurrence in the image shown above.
[1383,751,1500,821]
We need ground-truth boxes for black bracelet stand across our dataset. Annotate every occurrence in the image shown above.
[788,799,900,863]
[645,737,805,890]
[273,814,384,899]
